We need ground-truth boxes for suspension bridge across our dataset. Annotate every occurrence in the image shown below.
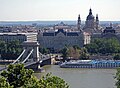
[0,34,51,72]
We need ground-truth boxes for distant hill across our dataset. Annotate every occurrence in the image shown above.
[0,21,120,26]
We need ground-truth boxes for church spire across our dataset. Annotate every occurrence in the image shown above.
[96,14,99,21]
[78,14,81,21]
[77,14,81,31]
[96,14,99,29]
[89,8,92,15]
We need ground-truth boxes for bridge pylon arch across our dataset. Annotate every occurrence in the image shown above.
[22,41,40,62]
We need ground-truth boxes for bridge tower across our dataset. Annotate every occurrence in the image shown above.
[21,33,42,71]
[22,41,40,62]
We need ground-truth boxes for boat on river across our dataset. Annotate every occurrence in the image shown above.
[60,60,120,68]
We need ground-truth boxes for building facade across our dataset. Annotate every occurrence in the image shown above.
[38,21,84,51]
[91,22,120,43]
[0,33,37,43]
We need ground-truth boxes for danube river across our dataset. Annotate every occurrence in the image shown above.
[34,65,117,88]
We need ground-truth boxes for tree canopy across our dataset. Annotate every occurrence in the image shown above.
[115,68,120,88]
[39,73,69,88]
[0,77,12,88]
[85,38,120,54]
[0,40,22,60]
[61,45,89,60]
[113,54,120,60]
[0,64,69,88]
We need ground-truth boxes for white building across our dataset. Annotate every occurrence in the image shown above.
[84,32,91,45]
[0,33,37,43]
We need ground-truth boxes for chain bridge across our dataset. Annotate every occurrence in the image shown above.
[0,34,51,72]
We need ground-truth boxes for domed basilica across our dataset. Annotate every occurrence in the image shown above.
[38,8,116,51]
[83,8,101,33]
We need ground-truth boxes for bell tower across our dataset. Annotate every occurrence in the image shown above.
[96,14,99,29]
[77,14,81,31]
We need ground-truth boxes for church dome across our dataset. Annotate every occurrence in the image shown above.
[86,8,94,20]
[87,14,94,20]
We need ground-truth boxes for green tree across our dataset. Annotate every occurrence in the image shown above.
[0,64,69,88]
[61,46,89,60]
[1,64,34,88]
[79,48,89,60]
[0,77,13,88]
[113,54,120,60]
[85,43,98,54]
[39,73,69,88]
[22,76,40,88]
[60,47,69,61]
[85,38,120,55]
[0,40,22,60]
[68,47,80,59]
[115,68,120,88]
[0,41,6,54]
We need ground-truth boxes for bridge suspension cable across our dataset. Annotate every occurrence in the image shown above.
[12,49,26,64]
[22,49,33,63]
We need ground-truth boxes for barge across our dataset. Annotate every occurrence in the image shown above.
[60,60,120,68]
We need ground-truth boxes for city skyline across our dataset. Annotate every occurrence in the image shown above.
[0,0,120,21]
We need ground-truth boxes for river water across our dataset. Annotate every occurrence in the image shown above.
[34,65,117,88]
[0,65,117,88]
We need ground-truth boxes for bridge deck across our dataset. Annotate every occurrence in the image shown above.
[0,57,50,71]
[0,67,7,71]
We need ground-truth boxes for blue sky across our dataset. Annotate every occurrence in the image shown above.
[0,0,120,21]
